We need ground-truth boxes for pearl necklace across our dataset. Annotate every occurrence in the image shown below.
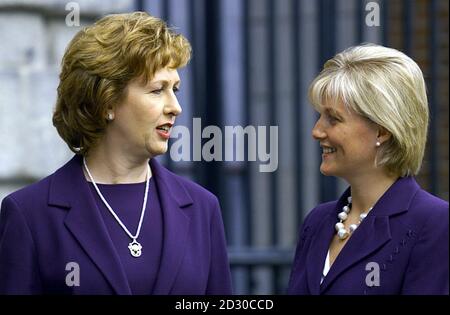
[335,196,373,240]
[83,158,150,257]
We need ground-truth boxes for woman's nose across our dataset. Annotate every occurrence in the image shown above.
[165,93,182,116]
[312,118,326,140]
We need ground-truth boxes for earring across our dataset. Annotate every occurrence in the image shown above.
[376,141,381,147]
[107,113,114,121]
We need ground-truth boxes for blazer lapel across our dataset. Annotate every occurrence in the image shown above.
[150,158,193,294]
[319,215,391,292]
[48,155,131,295]
[320,177,418,293]
[306,212,336,295]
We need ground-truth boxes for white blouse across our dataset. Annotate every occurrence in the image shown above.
[320,250,331,285]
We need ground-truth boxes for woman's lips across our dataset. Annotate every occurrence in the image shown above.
[156,123,173,140]
[156,128,170,139]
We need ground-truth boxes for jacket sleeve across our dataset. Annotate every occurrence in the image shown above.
[401,205,449,295]
[205,197,233,295]
[0,196,43,294]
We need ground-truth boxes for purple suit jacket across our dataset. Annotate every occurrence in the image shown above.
[287,177,449,295]
[0,155,232,295]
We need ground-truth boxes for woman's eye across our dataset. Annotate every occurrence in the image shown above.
[328,115,339,124]
[173,86,180,93]
[150,89,163,95]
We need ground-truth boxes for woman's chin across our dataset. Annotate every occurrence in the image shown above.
[320,165,335,176]
[145,143,168,158]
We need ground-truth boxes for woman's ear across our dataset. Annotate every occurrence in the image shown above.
[376,126,391,144]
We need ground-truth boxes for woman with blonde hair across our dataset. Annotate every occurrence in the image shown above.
[288,44,448,295]
[0,12,232,295]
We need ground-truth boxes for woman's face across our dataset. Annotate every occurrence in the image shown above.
[312,100,380,180]
[108,67,182,159]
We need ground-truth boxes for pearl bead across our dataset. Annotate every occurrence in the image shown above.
[335,196,373,240]
[338,212,348,220]
[335,222,345,231]
[337,229,349,239]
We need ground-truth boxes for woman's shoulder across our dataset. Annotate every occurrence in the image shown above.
[408,188,448,224]
[154,163,219,205]
[302,200,339,227]
[2,174,53,212]
[2,155,82,210]
[413,188,448,209]
[172,172,218,202]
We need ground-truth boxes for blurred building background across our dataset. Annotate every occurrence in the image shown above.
[0,0,448,294]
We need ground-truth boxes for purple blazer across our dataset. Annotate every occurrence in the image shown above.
[0,155,232,295]
[287,177,449,295]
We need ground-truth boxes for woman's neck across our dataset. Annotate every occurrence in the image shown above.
[83,144,151,184]
[346,171,398,215]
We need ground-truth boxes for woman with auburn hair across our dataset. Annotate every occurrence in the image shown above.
[288,44,448,295]
[0,12,232,295]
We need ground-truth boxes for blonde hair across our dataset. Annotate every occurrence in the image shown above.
[309,43,429,177]
[53,12,191,155]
